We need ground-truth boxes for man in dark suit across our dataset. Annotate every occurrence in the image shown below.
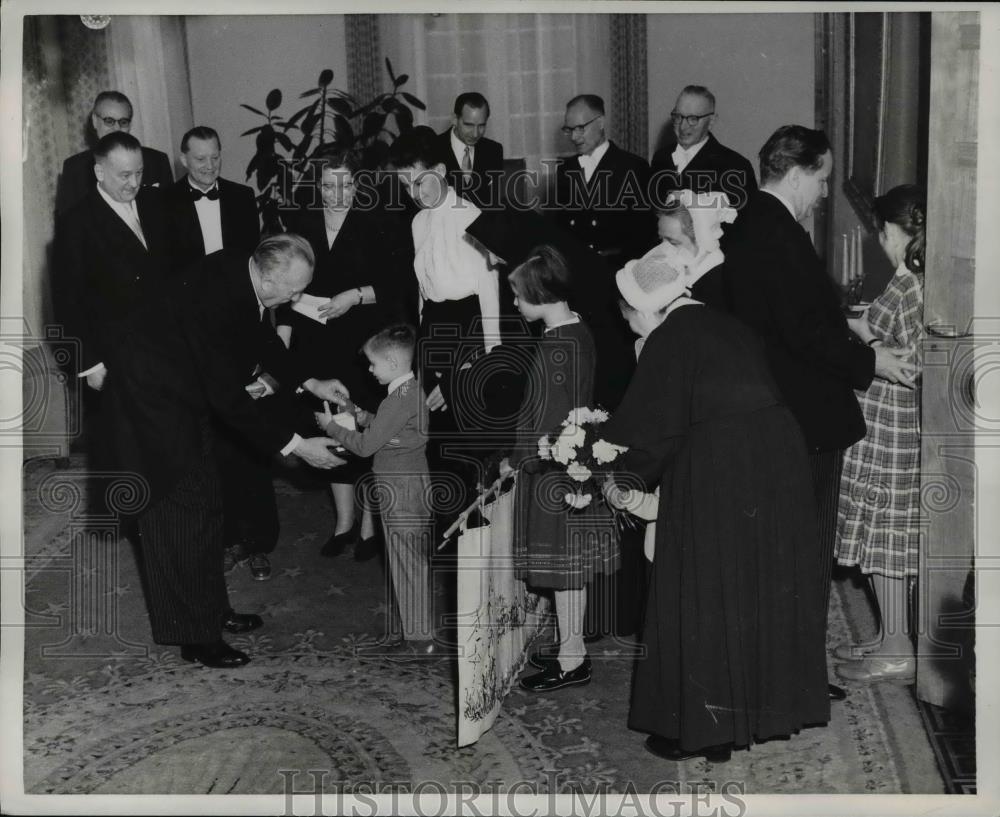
[550,94,655,270]
[55,91,174,218]
[722,125,914,700]
[164,125,268,577]
[548,93,653,412]
[433,92,504,209]
[650,85,758,210]
[166,126,260,271]
[58,144,349,667]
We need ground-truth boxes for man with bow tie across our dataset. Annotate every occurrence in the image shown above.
[166,126,260,273]
[650,86,757,210]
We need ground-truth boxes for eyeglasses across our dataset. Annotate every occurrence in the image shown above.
[561,115,602,137]
[98,116,132,128]
[670,112,714,127]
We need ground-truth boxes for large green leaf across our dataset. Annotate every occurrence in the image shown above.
[385,56,396,83]
[395,73,409,87]
[393,105,413,132]
[275,132,295,152]
[299,88,321,98]
[265,89,283,111]
[332,114,355,146]
[362,111,387,141]
[240,103,267,117]
[241,125,265,136]
[318,68,334,86]
[327,97,353,117]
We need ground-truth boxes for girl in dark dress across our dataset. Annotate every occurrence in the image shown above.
[278,147,415,559]
[499,246,619,693]
[603,254,830,761]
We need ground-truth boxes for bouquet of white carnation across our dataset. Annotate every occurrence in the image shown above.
[536,406,628,510]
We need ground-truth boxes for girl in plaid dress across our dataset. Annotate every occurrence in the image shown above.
[835,185,926,684]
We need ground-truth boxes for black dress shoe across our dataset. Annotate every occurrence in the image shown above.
[180,640,250,668]
[222,610,263,634]
[354,534,382,562]
[520,657,592,692]
[828,682,848,701]
[321,529,356,558]
[644,735,732,763]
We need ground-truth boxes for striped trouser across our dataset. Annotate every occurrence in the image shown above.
[809,448,845,627]
[136,456,228,645]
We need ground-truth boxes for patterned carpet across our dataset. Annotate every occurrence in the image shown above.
[20,455,947,795]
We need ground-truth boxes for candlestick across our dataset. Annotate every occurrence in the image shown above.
[842,233,849,286]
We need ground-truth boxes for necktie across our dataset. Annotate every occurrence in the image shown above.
[462,146,472,175]
[124,203,147,249]
[190,186,220,201]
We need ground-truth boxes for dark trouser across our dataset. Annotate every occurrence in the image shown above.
[136,456,229,645]
[809,448,844,627]
[418,296,487,528]
[213,421,279,555]
[585,521,645,639]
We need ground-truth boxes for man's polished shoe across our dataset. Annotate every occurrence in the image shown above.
[321,528,356,558]
[837,655,916,684]
[180,640,250,668]
[519,657,592,692]
[644,735,732,763]
[248,553,271,581]
[222,610,263,634]
[828,682,848,701]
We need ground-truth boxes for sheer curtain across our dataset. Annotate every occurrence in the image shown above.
[381,13,612,197]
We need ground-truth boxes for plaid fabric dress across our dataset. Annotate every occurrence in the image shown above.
[835,263,923,577]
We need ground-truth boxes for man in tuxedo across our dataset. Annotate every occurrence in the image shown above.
[650,85,758,209]
[55,90,174,218]
[722,125,914,700]
[59,148,349,667]
[164,125,269,577]
[166,126,260,271]
[433,92,504,209]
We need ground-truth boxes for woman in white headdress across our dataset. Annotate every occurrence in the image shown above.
[601,253,830,763]
[634,189,737,310]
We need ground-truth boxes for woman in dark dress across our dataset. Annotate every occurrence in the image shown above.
[278,147,416,558]
[603,254,830,762]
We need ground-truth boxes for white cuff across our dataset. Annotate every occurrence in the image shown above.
[280,433,302,457]
[78,362,106,378]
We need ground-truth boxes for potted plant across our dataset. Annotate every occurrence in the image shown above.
[241,59,425,232]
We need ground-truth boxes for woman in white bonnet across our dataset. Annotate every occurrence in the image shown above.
[640,189,737,310]
[601,252,830,763]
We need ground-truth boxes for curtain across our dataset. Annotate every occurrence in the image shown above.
[22,16,113,344]
[107,16,192,167]
[610,14,648,159]
[380,13,612,197]
[346,14,383,103]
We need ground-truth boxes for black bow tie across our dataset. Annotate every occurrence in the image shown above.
[189,185,220,201]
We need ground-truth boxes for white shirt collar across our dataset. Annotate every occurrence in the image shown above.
[97,184,138,218]
[388,371,415,394]
[762,188,798,222]
[579,138,610,167]
[187,177,219,194]
[248,258,265,316]
[672,135,709,166]
[543,312,581,333]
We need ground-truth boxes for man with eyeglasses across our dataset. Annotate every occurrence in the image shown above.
[551,94,654,274]
[55,91,174,218]
[650,86,757,210]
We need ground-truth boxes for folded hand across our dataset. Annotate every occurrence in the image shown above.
[294,437,346,469]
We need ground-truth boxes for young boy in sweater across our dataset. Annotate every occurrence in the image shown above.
[316,324,440,659]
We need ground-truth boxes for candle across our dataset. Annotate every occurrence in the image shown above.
[857,226,864,281]
[842,233,849,286]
